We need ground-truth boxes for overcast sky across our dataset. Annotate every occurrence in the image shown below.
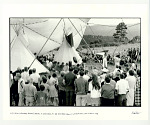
[88,18,140,26]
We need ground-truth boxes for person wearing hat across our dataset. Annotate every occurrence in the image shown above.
[16,73,25,106]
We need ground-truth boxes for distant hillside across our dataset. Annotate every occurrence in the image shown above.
[84,24,140,40]
[79,35,140,48]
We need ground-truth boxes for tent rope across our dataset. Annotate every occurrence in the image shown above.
[68,18,103,68]
[28,18,62,69]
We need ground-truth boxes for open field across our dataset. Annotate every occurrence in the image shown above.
[81,43,140,56]
[83,43,141,73]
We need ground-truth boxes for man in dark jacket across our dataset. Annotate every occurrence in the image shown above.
[64,67,77,106]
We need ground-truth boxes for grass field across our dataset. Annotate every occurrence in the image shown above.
[82,43,140,56]
[83,43,141,73]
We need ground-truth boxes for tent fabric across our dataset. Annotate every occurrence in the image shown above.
[11,33,49,73]
[10,18,89,55]
[54,35,82,65]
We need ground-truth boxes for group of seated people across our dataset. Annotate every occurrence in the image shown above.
[10,57,141,106]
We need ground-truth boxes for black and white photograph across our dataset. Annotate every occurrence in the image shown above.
[10,18,141,107]
[0,1,149,123]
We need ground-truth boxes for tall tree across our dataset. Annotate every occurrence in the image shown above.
[113,22,127,42]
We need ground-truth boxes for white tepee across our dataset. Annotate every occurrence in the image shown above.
[54,34,82,65]
[11,32,49,73]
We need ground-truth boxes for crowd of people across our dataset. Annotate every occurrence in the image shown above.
[10,47,141,107]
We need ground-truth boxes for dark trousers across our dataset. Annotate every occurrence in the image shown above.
[65,91,75,106]
[115,96,118,106]
[58,90,66,106]
[33,83,40,91]
[101,97,114,106]
[13,93,19,106]
[118,94,127,106]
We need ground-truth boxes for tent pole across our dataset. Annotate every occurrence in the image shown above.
[68,18,103,68]
[28,18,62,69]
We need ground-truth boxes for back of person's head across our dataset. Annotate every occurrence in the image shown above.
[119,66,121,70]
[105,76,110,83]
[85,70,88,75]
[22,69,24,72]
[40,85,45,91]
[60,71,65,77]
[52,72,57,78]
[32,68,36,73]
[69,61,72,67]
[48,74,51,79]
[42,76,47,83]
[74,69,78,75]
[129,70,134,76]
[77,64,80,67]
[24,67,28,72]
[69,66,73,72]
[120,74,124,79]
[79,70,84,76]
[137,69,141,77]
[29,69,33,75]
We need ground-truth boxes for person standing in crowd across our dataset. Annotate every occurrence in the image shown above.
[83,70,91,106]
[22,77,37,106]
[103,52,107,69]
[89,74,101,106]
[29,69,33,76]
[17,73,25,106]
[58,72,66,106]
[40,76,50,98]
[64,67,77,106]
[114,55,121,67]
[47,73,59,106]
[135,69,141,106]
[36,85,47,106]
[115,74,129,106]
[21,67,29,84]
[126,70,137,106]
[10,73,19,106]
[63,63,69,73]
[75,70,88,106]
[101,76,115,106]
[30,68,40,91]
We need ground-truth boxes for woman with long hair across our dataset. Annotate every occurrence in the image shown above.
[89,74,101,106]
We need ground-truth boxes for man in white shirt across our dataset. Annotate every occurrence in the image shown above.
[30,68,40,91]
[115,74,129,106]
[16,73,25,106]
[21,67,29,84]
